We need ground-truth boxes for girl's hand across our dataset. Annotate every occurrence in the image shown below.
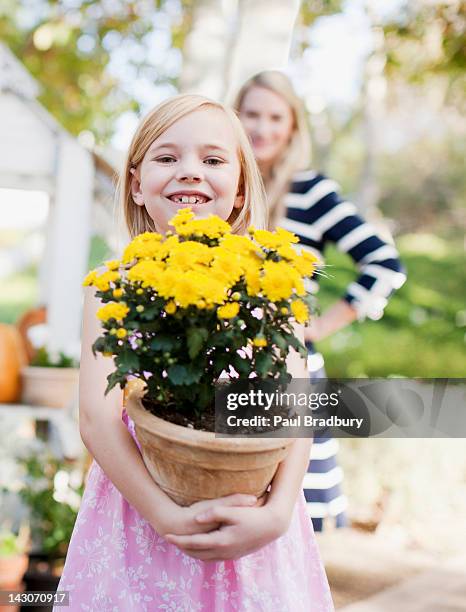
[164,503,289,561]
[157,493,257,537]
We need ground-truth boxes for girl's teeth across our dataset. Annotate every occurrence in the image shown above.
[169,194,208,204]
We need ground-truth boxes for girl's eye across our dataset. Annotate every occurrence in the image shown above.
[156,156,176,163]
[204,158,224,166]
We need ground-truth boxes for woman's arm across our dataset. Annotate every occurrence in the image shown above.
[304,299,357,342]
[165,325,312,560]
[79,287,256,536]
[285,173,407,341]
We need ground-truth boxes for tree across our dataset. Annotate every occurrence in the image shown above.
[0,1,174,142]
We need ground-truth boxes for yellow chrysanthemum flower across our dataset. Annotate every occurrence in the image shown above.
[127,260,165,288]
[253,227,299,251]
[165,301,177,314]
[83,269,98,287]
[260,261,294,301]
[253,336,267,347]
[93,270,120,292]
[167,241,213,270]
[276,227,299,244]
[290,299,309,324]
[105,259,120,271]
[291,251,319,276]
[122,232,163,263]
[171,213,231,239]
[220,234,258,256]
[217,302,240,319]
[245,268,261,296]
[116,328,127,339]
[150,268,182,299]
[155,235,180,260]
[96,302,129,323]
[113,288,124,298]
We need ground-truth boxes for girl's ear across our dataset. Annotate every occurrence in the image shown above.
[129,168,145,207]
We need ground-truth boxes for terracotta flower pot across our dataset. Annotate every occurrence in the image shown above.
[0,553,28,611]
[125,382,293,506]
[20,366,79,408]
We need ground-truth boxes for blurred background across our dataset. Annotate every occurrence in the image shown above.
[0,1,465,609]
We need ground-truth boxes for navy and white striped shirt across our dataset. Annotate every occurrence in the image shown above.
[280,170,407,320]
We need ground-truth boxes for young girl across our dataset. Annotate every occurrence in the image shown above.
[234,71,406,531]
[55,95,334,611]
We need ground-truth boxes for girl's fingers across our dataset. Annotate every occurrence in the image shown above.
[195,505,236,524]
[165,531,221,550]
[211,493,256,507]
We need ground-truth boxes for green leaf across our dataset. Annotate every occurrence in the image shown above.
[167,365,188,385]
[105,371,124,394]
[255,351,274,377]
[116,350,140,372]
[150,334,176,352]
[187,327,208,359]
[232,353,251,375]
[167,364,203,386]
[271,332,288,351]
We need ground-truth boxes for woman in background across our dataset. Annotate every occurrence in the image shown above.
[234,71,406,531]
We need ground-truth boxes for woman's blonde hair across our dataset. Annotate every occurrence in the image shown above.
[117,94,267,238]
[233,71,311,228]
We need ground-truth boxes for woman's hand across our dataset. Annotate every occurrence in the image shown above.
[164,502,290,561]
[304,300,358,343]
[156,493,258,538]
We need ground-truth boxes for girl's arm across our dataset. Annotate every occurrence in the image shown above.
[165,325,312,560]
[79,287,257,536]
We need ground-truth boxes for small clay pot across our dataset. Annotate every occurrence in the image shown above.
[20,366,79,408]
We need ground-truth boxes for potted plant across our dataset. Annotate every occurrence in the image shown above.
[20,346,79,409]
[0,526,29,612]
[16,449,84,597]
[84,208,319,505]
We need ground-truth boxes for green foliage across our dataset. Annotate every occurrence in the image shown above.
[0,530,23,557]
[30,346,78,368]
[300,0,343,27]
[317,241,466,378]
[384,1,466,84]
[89,219,316,420]
[0,1,181,141]
[16,452,84,559]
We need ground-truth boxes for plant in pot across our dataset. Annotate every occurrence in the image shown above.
[84,208,319,506]
[20,345,79,409]
[0,526,29,612]
[15,449,84,600]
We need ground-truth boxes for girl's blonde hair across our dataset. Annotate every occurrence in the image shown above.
[233,71,311,228]
[117,94,267,238]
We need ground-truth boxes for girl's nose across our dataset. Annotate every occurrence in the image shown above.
[176,162,203,183]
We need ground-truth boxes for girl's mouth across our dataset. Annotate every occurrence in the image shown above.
[166,194,211,205]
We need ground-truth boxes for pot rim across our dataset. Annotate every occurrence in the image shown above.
[125,382,293,454]
[21,366,79,375]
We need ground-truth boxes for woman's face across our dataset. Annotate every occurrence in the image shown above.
[239,85,294,169]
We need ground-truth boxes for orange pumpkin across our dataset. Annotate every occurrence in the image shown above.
[0,323,27,403]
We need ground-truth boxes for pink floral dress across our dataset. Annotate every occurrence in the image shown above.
[55,410,334,611]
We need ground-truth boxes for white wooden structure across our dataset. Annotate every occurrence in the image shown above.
[0,43,116,354]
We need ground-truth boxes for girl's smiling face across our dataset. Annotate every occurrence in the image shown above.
[130,106,244,234]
